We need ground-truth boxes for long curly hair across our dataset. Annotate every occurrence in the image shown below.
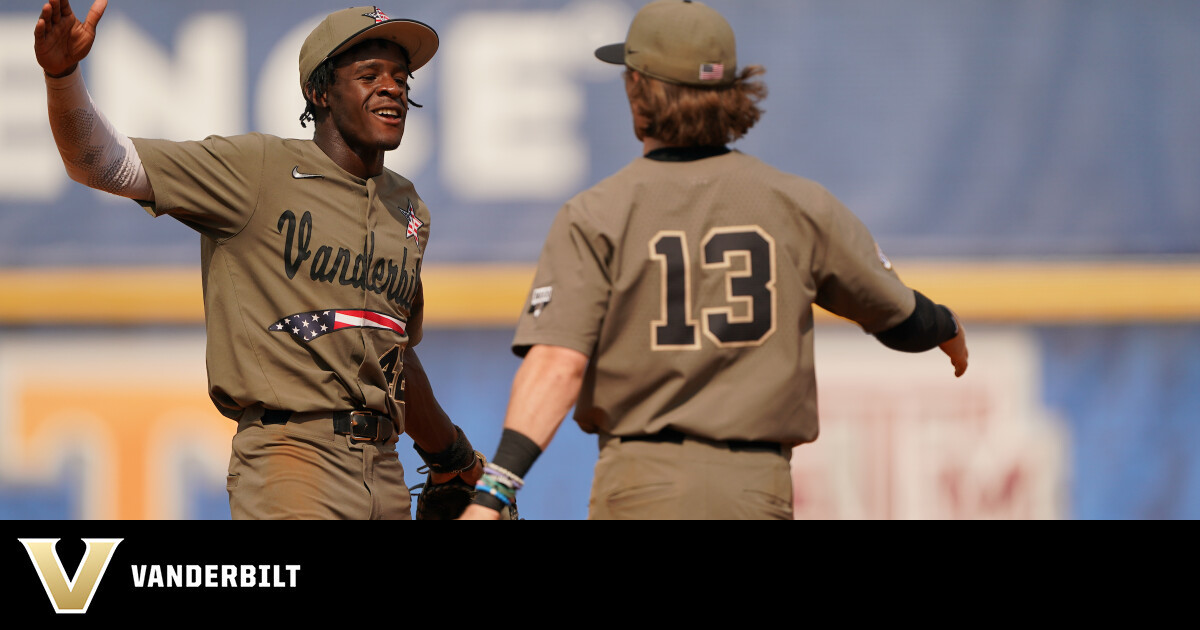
[625,65,767,146]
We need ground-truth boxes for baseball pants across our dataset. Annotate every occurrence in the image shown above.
[588,434,794,520]
[226,410,411,520]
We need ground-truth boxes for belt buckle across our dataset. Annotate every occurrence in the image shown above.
[347,410,381,442]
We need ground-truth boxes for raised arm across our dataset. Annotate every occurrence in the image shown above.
[35,0,153,201]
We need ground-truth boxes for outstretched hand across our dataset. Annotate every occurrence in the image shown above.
[34,0,108,78]
[938,311,968,377]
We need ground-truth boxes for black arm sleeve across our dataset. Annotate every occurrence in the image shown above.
[873,290,959,353]
[471,429,543,512]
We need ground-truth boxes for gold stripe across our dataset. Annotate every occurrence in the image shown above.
[0,268,204,325]
[1,260,1198,326]
[421,265,534,326]
[891,260,1200,324]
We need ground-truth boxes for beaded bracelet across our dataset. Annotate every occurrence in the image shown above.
[482,463,525,490]
[475,473,516,506]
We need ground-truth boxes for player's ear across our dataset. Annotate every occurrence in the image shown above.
[308,85,329,109]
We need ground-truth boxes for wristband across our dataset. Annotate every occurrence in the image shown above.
[490,429,542,479]
[469,429,542,512]
[413,425,478,474]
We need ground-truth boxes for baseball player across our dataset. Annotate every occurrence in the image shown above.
[35,0,486,519]
[461,0,968,520]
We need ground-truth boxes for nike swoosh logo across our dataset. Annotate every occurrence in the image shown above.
[292,166,324,179]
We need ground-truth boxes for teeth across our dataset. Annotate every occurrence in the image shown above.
[375,109,400,117]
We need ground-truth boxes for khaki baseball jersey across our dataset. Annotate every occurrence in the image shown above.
[132,133,430,429]
[512,150,915,446]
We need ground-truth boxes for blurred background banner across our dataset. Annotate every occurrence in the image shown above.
[0,0,1197,519]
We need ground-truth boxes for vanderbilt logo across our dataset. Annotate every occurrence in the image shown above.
[19,538,122,614]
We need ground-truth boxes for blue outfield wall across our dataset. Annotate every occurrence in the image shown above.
[1037,324,1200,520]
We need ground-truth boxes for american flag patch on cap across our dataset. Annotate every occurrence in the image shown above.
[699,63,725,80]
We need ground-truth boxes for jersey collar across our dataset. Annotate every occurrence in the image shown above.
[644,145,731,162]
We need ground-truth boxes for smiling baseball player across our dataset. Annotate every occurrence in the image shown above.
[35,0,486,519]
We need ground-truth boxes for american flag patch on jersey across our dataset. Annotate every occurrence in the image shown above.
[404,202,423,249]
[364,7,390,23]
[699,63,725,81]
[270,309,406,343]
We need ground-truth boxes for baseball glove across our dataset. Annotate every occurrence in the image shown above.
[411,473,476,520]
[410,426,519,519]
[410,465,519,520]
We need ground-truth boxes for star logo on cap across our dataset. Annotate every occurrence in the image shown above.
[363,7,390,23]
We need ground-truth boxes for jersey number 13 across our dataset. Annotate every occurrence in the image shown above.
[649,226,777,350]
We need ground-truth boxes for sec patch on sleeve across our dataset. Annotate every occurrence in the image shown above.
[529,286,553,318]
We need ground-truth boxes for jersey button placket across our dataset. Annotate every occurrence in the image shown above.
[351,181,373,401]
[363,180,376,313]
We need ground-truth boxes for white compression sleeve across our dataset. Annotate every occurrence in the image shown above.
[44,67,154,201]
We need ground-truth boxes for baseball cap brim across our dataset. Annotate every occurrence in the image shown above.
[594,43,625,65]
[327,19,439,73]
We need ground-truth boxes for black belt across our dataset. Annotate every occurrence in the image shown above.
[261,409,394,443]
[619,428,781,454]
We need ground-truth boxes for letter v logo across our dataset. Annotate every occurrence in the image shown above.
[19,538,123,614]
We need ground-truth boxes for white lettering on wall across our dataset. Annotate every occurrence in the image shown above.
[0,4,629,203]
[440,1,632,201]
[90,13,246,140]
[0,18,68,201]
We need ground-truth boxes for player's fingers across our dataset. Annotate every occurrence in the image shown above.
[45,0,60,25]
[939,334,967,378]
[37,2,52,26]
[84,0,108,30]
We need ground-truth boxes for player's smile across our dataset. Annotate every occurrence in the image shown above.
[372,107,404,123]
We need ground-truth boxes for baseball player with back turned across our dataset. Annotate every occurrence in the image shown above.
[461,0,969,520]
[35,0,491,519]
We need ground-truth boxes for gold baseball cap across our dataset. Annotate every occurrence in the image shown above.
[299,6,439,93]
[595,0,737,87]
